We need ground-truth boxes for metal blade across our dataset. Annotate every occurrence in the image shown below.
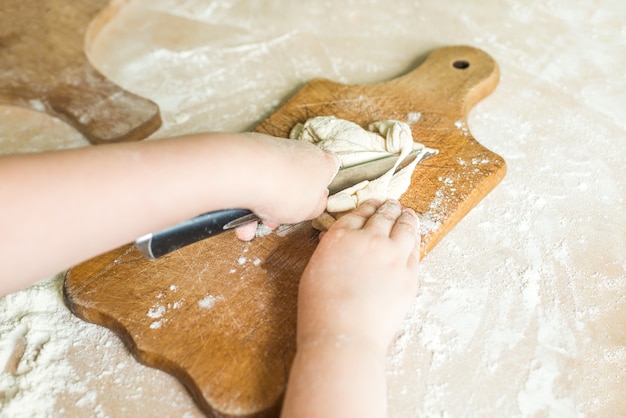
[327,148,436,194]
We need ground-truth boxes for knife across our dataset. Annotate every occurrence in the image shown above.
[135,148,436,259]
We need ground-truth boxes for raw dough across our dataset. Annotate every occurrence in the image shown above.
[289,116,436,228]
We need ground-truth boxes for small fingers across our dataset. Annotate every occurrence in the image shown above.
[363,199,403,236]
[390,208,420,244]
[235,219,282,241]
[390,208,422,264]
[235,221,258,241]
[332,199,383,230]
[329,198,421,271]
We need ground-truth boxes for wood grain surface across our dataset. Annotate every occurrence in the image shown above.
[64,45,506,417]
[0,0,161,144]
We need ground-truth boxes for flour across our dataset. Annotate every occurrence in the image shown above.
[407,112,422,124]
[384,89,626,416]
[149,320,164,330]
[146,286,185,330]
[414,188,449,236]
[255,223,274,237]
[0,275,204,416]
[198,295,223,310]
[147,305,166,319]
[0,276,101,415]
[454,119,469,136]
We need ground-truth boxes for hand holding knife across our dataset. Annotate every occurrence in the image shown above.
[135,148,436,260]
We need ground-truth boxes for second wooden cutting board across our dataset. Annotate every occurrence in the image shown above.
[64,45,506,418]
[0,0,161,144]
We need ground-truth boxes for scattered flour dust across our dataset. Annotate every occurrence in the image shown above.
[407,112,422,124]
[147,285,184,330]
[198,295,223,310]
[0,275,94,416]
[0,275,203,417]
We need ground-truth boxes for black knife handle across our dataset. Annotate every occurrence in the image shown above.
[135,209,257,259]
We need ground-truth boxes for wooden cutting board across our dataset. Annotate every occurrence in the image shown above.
[64,45,506,418]
[0,0,161,144]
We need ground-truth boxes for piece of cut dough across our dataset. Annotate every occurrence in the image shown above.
[289,116,436,228]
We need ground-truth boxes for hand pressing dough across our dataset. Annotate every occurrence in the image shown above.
[289,116,436,228]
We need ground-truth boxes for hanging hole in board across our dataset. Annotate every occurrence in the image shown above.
[453,60,470,70]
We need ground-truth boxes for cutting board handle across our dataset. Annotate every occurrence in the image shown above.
[46,67,162,144]
[392,45,499,117]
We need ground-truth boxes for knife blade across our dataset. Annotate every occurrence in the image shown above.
[135,147,436,259]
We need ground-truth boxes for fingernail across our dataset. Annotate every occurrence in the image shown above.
[364,198,384,207]
[403,207,417,219]
[403,208,421,237]
[383,199,401,211]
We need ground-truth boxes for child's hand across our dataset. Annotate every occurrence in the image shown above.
[233,133,340,240]
[296,199,421,354]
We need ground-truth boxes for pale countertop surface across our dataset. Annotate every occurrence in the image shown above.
[1,0,625,417]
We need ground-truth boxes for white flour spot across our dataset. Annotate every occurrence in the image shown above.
[198,295,223,310]
[28,100,46,112]
[146,288,184,330]
[147,305,165,319]
[418,213,441,235]
[454,119,469,136]
[407,112,422,124]
[255,223,274,237]
[174,112,190,124]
